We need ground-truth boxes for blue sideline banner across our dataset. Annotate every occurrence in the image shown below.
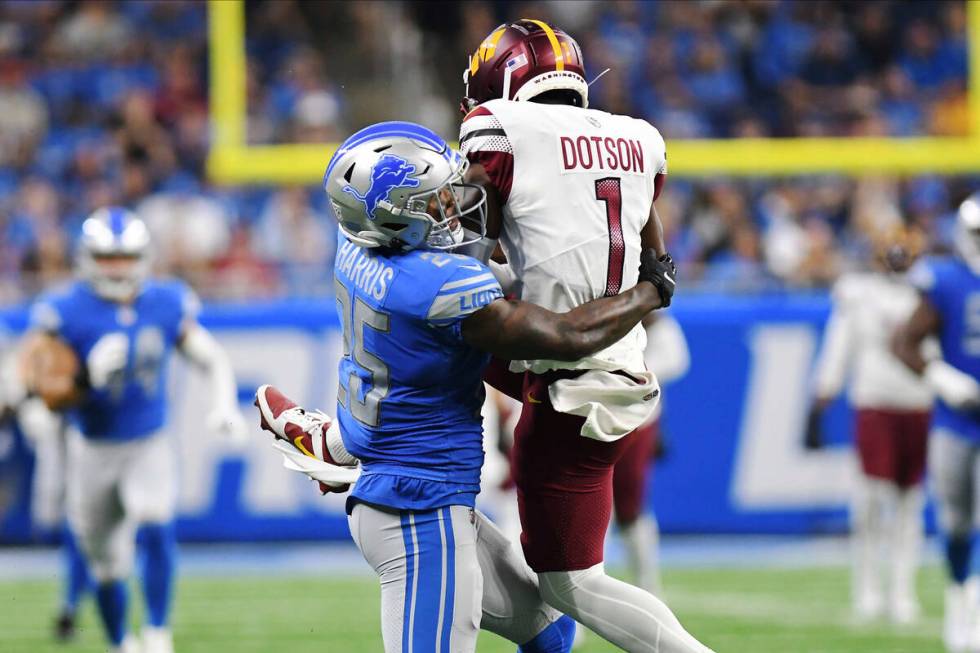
[0,294,885,543]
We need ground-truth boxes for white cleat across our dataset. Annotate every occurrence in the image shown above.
[853,590,884,623]
[142,626,174,653]
[889,595,921,626]
[111,635,142,653]
[945,584,971,653]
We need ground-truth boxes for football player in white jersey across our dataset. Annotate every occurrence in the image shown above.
[808,227,932,624]
[458,19,712,653]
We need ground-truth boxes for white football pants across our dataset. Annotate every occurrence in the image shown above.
[348,502,562,653]
[66,430,177,581]
[538,564,714,653]
[29,419,69,530]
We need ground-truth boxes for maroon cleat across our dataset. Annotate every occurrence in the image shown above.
[253,385,355,493]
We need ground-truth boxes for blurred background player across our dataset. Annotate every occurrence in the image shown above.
[894,194,980,653]
[613,313,690,595]
[808,226,932,625]
[308,121,673,652]
[20,207,247,653]
[460,19,711,653]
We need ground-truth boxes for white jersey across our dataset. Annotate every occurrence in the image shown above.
[461,99,667,374]
[814,272,932,410]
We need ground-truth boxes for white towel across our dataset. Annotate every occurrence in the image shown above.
[548,369,661,442]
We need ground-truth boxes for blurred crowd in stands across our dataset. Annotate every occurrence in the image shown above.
[0,0,975,302]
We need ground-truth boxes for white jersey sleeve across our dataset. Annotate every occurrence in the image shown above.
[815,273,932,410]
[813,278,858,400]
[461,99,667,374]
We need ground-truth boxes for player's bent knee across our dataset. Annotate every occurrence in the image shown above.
[537,568,596,617]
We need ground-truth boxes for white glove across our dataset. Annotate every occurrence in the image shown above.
[16,397,61,443]
[925,360,980,410]
[86,333,128,390]
[207,405,249,445]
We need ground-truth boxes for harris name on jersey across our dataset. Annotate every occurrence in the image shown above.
[558,135,646,174]
[335,238,395,302]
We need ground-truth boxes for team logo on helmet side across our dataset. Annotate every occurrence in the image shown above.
[342,154,421,221]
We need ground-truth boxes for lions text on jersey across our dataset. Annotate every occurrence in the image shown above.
[29,279,198,440]
[910,256,980,439]
[333,231,503,511]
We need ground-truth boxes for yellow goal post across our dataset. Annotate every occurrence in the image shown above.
[206,0,980,184]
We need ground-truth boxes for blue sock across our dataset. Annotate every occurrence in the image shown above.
[95,580,128,645]
[62,529,93,613]
[518,615,576,653]
[948,535,973,584]
[140,523,177,628]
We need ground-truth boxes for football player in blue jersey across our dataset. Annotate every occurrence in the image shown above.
[21,207,246,653]
[895,193,980,653]
[255,121,677,653]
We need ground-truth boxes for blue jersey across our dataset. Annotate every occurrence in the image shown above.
[333,233,504,512]
[909,256,980,440]
[30,279,197,441]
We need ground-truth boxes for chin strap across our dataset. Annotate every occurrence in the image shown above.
[454,233,497,263]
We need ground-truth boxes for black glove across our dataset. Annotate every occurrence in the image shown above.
[803,404,824,450]
[639,250,676,308]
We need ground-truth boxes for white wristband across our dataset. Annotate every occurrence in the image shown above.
[924,360,980,409]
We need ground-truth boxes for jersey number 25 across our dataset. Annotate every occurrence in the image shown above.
[335,277,390,427]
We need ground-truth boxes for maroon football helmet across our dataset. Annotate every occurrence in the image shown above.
[462,19,588,114]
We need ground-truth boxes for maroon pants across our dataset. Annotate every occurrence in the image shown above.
[854,408,930,489]
[512,370,637,573]
[612,419,659,525]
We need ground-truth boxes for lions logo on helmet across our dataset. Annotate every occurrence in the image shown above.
[342,154,421,221]
[77,207,151,302]
[324,121,488,253]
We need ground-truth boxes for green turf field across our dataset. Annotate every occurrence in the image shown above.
[0,566,948,652]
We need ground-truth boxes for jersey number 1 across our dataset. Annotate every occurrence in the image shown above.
[595,178,624,296]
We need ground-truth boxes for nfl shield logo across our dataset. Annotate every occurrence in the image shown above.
[505,53,528,71]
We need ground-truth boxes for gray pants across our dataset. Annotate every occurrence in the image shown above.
[348,503,561,653]
[929,429,980,538]
[66,429,177,581]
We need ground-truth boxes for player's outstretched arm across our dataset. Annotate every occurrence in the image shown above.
[892,298,940,375]
[894,297,980,409]
[462,250,664,361]
[178,324,247,441]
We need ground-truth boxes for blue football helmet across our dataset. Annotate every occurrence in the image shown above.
[957,193,980,274]
[77,207,151,301]
[323,121,487,251]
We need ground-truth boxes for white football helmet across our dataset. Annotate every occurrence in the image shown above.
[956,193,980,274]
[323,121,487,251]
[77,207,151,302]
